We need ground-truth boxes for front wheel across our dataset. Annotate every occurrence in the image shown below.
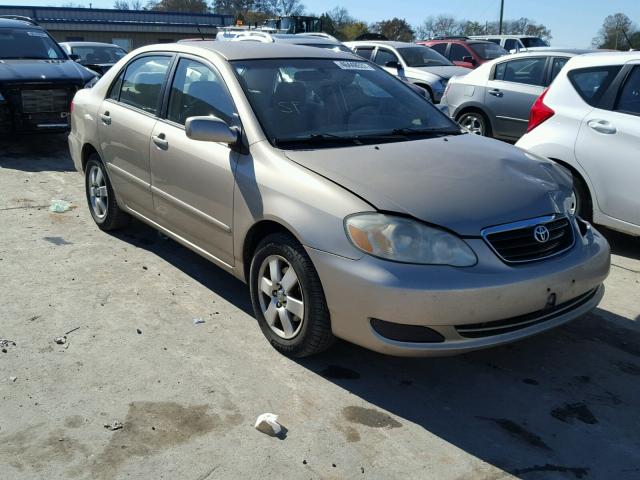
[572,175,593,222]
[85,155,130,231]
[249,233,334,357]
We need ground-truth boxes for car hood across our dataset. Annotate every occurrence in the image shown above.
[0,59,94,85]
[407,65,470,80]
[283,134,573,236]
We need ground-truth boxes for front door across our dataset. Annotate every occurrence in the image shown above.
[98,54,172,219]
[149,56,240,266]
[484,56,547,139]
[575,65,640,227]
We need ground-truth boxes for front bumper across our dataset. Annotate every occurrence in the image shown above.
[307,220,610,356]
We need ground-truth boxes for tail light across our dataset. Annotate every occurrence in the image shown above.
[526,88,554,133]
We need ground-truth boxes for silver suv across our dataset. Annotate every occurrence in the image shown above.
[68,42,610,357]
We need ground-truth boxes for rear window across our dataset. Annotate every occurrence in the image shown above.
[469,42,506,60]
[72,45,126,64]
[568,66,621,106]
[521,37,549,48]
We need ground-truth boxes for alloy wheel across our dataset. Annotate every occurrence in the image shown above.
[257,255,305,340]
[88,164,108,220]
[459,114,485,135]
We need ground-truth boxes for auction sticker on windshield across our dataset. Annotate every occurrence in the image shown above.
[334,61,375,71]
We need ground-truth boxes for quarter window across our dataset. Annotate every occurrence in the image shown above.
[374,48,398,67]
[550,57,569,83]
[616,66,640,115]
[494,57,547,86]
[166,58,237,126]
[119,55,171,115]
[568,66,621,107]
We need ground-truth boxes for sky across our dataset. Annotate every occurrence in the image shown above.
[2,0,639,48]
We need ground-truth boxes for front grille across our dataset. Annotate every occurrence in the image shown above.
[456,288,598,338]
[483,216,574,264]
[21,89,70,113]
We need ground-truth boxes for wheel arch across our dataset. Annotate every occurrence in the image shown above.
[549,157,594,219]
[80,143,100,171]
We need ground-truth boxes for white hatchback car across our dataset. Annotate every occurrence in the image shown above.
[516,51,640,237]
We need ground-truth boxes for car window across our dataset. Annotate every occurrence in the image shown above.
[521,37,548,48]
[108,70,124,101]
[550,57,569,82]
[354,47,374,60]
[469,42,506,60]
[71,45,126,64]
[494,57,546,86]
[231,58,458,148]
[0,27,65,60]
[568,66,622,107]
[448,44,469,62]
[615,66,640,116]
[504,39,518,51]
[374,48,398,66]
[397,46,452,67]
[166,58,238,126]
[118,55,171,115]
[429,43,447,55]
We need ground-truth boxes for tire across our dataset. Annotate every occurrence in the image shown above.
[457,110,492,137]
[85,154,130,231]
[249,233,334,357]
[572,174,593,222]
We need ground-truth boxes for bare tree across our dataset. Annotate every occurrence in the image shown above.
[592,12,636,49]
[415,15,460,40]
[114,0,144,9]
[260,0,305,16]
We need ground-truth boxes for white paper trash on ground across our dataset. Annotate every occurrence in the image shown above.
[254,413,282,436]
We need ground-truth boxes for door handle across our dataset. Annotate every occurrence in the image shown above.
[152,133,168,150]
[587,119,616,134]
[488,89,503,97]
[100,111,111,125]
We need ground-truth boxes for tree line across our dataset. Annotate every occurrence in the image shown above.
[107,1,639,50]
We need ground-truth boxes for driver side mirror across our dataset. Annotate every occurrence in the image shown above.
[385,60,402,70]
[185,116,238,144]
[462,56,477,65]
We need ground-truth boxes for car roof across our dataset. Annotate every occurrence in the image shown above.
[0,17,41,29]
[506,48,596,57]
[60,41,123,48]
[154,41,357,60]
[422,38,496,45]
[470,34,540,39]
[344,40,417,49]
[567,50,640,67]
[271,34,340,45]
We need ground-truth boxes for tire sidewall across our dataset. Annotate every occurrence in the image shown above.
[85,157,109,226]
[249,239,317,353]
[458,111,489,137]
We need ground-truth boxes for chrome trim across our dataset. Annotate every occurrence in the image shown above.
[495,115,528,123]
[106,162,149,189]
[481,214,576,264]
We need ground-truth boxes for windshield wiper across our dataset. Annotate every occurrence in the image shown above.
[274,133,361,147]
[390,127,461,137]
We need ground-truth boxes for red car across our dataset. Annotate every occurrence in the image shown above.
[418,37,507,69]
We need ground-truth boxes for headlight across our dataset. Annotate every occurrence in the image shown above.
[345,213,477,266]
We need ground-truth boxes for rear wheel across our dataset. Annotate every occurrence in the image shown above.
[85,154,130,231]
[457,110,491,137]
[249,233,334,357]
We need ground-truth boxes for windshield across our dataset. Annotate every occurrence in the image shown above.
[469,42,507,60]
[521,37,549,48]
[71,45,126,64]
[0,27,65,60]
[397,46,453,67]
[232,58,459,149]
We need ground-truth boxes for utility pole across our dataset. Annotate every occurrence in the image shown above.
[499,0,504,35]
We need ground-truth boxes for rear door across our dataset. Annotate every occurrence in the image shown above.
[575,63,640,227]
[149,55,240,266]
[484,56,548,139]
[98,54,173,219]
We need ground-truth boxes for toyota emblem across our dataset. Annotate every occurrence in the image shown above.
[533,225,550,243]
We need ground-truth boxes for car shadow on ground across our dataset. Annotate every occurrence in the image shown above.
[0,134,75,172]
[114,220,640,479]
[599,226,640,261]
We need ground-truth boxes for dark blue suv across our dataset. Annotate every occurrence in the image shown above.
[0,16,97,133]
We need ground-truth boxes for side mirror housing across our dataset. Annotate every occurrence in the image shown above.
[185,116,238,144]
[462,56,476,65]
[385,60,402,70]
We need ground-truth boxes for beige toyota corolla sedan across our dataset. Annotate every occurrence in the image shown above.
[68,42,610,357]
